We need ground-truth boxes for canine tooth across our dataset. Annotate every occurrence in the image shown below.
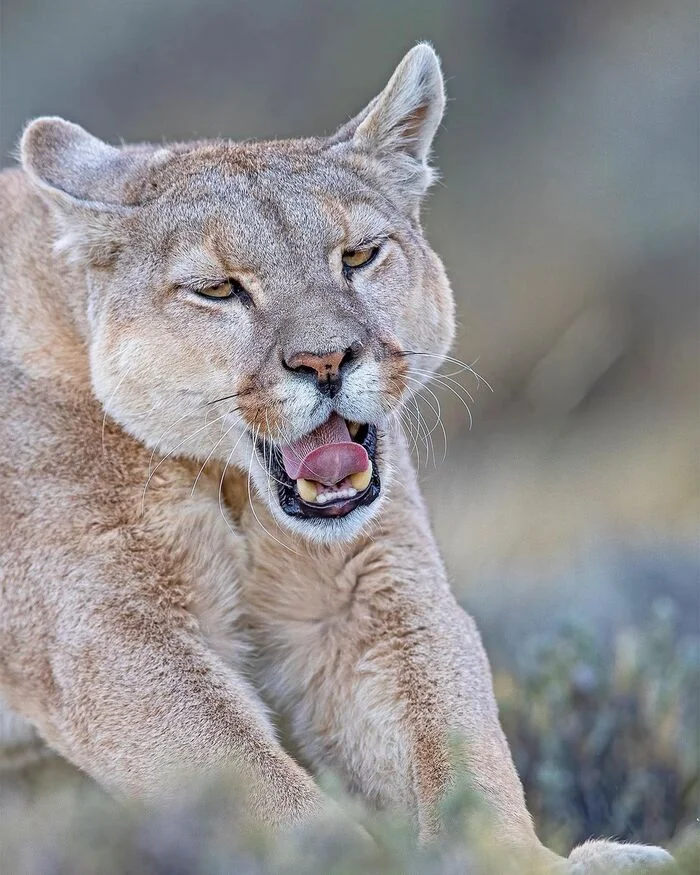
[296,478,317,503]
[317,493,330,504]
[349,461,372,492]
[347,487,357,497]
[348,421,361,438]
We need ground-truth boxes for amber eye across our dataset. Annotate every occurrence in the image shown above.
[199,280,234,299]
[342,245,379,270]
[196,279,253,306]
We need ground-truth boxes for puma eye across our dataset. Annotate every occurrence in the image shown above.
[342,245,379,271]
[196,280,253,306]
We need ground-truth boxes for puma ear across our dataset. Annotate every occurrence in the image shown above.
[353,43,445,162]
[20,118,159,265]
[331,44,445,203]
[21,117,140,208]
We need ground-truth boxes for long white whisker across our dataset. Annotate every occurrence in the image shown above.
[145,407,200,484]
[262,411,293,490]
[405,376,448,465]
[395,404,421,465]
[411,369,474,431]
[413,368,476,405]
[247,426,299,555]
[411,393,432,467]
[191,421,241,496]
[402,351,494,393]
[257,421,299,537]
[420,382,449,462]
[141,410,231,513]
[217,440,239,540]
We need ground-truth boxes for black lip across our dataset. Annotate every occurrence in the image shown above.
[257,423,381,521]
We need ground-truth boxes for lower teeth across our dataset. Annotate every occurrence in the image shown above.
[294,462,373,505]
[316,487,357,504]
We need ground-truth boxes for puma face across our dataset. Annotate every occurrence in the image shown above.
[21,44,454,542]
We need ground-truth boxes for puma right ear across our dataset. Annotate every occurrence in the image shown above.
[21,117,138,208]
[20,118,164,266]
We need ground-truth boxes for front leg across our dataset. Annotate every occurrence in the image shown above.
[245,437,551,857]
[254,545,548,853]
[245,436,672,870]
[1,556,321,827]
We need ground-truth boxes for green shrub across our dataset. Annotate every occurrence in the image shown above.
[497,600,699,852]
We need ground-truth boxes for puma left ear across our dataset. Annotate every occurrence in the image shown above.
[332,44,445,204]
[353,43,445,163]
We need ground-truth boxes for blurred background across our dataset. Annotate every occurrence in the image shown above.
[1,0,698,863]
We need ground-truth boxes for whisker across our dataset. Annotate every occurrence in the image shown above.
[410,393,432,467]
[217,440,240,540]
[399,351,494,393]
[141,409,231,514]
[261,456,289,537]
[190,421,241,496]
[405,375,449,464]
[422,384,450,463]
[145,407,200,484]
[260,411,291,490]
[411,367,476,405]
[410,369,474,431]
[395,404,421,466]
[206,389,247,406]
[246,425,299,555]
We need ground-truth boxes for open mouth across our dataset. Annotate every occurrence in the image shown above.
[258,413,381,520]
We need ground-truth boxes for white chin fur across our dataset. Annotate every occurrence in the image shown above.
[274,496,385,545]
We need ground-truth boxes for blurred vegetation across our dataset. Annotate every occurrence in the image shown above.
[1,608,697,874]
[498,601,700,853]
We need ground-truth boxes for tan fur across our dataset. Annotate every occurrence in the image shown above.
[0,45,671,869]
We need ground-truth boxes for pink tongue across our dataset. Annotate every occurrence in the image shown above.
[281,413,369,486]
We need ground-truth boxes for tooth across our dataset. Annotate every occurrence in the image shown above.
[348,421,361,438]
[296,478,317,502]
[349,461,372,492]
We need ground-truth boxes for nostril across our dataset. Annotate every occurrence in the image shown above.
[283,342,362,391]
[283,359,317,379]
[339,344,358,372]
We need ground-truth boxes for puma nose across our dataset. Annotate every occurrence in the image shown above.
[284,345,358,398]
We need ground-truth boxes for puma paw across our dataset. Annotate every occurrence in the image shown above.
[568,840,674,873]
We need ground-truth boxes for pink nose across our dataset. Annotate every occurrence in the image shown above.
[284,349,347,380]
[284,346,359,398]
